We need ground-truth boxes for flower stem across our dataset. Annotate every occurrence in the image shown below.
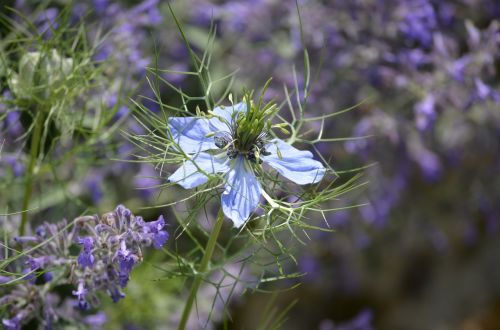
[19,113,44,236]
[178,208,225,330]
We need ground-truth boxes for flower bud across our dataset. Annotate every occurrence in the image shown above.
[8,49,73,100]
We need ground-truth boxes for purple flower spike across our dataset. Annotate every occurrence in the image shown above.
[77,237,95,268]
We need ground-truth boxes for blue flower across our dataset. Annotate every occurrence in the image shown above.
[168,102,326,227]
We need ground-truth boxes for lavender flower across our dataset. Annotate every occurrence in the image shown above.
[2,206,168,328]
[72,281,90,310]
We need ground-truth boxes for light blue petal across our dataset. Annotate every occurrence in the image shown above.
[168,153,229,189]
[208,102,247,133]
[262,139,326,185]
[221,157,262,227]
[168,117,216,153]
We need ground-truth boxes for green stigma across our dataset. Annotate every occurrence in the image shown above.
[234,80,277,151]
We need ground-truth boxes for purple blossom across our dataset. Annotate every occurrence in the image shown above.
[2,315,21,330]
[2,155,25,177]
[399,0,437,48]
[77,237,95,268]
[414,94,436,131]
[115,241,138,288]
[473,78,500,103]
[72,281,90,310]
[83,312,107,329]
[108,284,126,303]
[27,256,52,271]
[35,8,59,37]
[142,215,169,249]
[0,275,12,284]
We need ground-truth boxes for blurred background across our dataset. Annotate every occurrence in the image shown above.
[1,0,500,329]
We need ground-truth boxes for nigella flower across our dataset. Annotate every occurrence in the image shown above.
[168,99,326,227]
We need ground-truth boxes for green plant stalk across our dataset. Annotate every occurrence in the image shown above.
[178,208,225,330]
[19,112,44,236]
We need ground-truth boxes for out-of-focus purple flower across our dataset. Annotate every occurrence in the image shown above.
[415,150,442,182]
[474,78,500,103]
[0,275,12,284]
[4,111,24,138]
[133,164,160,200]
[14,235,39,244]
[27,256,52,271]
[85,171,104,204]
[83,312,107,329]
[336,309,374,330]
[129,0,162,25]
[190,2,218,26]
[163,63,189,85]
[398,49,431,69]
[77,237,95,268]
[2,155,25,177]
[399,0,437,48]
[345,118,373,157]
[299,255,319,281]
[448,56,470,82]
[113,105,130,121]
[107,284,126,303]
[437,3,455,26]
[35,226,47,238]
[35,8,59,38]
[42,271,53,283]
[414,94,436,131]
[2,315,21,330]
[93,0,109,15]
[72,281,90,310]
[219,2,252,33]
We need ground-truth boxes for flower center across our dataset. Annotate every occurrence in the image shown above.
[214,133,271,164]
[214,89,278,163]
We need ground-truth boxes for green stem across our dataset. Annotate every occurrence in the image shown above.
[19,112,44,236]
[178,208,225,330]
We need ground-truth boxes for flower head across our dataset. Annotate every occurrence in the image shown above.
[168,98,326,227]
